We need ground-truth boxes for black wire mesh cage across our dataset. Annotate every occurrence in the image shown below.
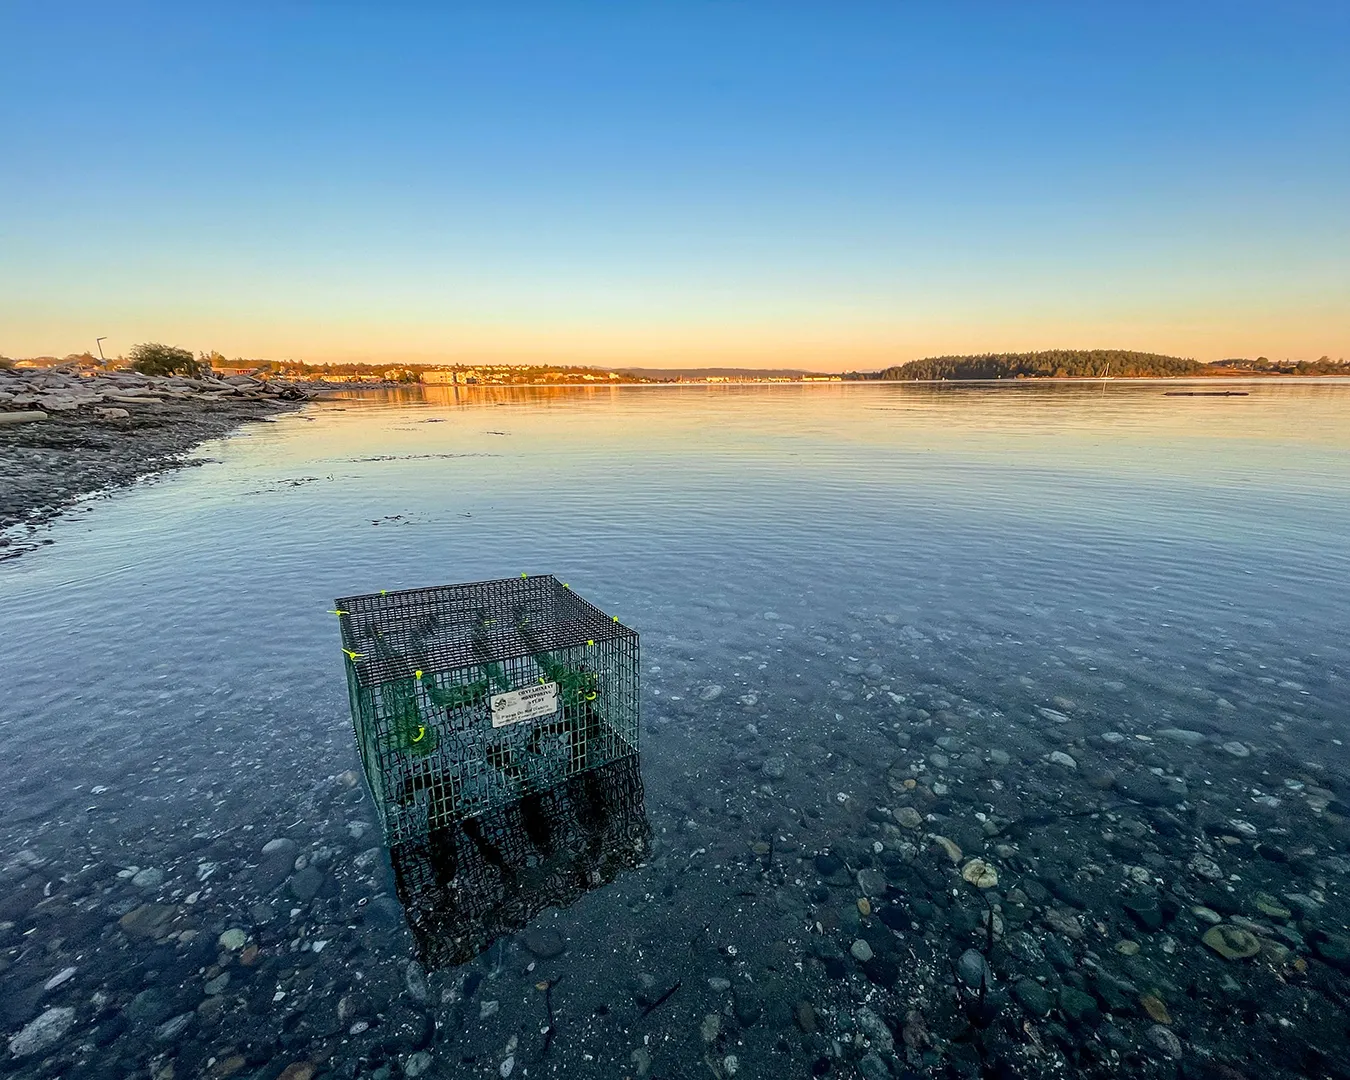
[334,574,640,846]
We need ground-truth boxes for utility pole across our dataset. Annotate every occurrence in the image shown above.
[95,337,107,365]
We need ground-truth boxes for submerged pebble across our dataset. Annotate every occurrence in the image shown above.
[218,928,248,950]
[961,859,998,888]
[1203,925,1262,960]
[7,1007,75,1058]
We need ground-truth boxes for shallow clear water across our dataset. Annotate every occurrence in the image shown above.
[3,381,1350,1079]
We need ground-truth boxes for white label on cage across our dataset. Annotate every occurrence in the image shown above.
[490,682,560,728]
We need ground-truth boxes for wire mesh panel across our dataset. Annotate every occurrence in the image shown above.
[390,755,650,968]
[334,575,639,845]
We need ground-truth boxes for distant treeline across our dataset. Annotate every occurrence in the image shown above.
[853,350,1348,381]
[864,350,1201,380]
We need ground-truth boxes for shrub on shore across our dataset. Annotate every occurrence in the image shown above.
[129,343,200,377]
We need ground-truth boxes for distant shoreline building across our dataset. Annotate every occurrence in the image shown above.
[422,369,473,385]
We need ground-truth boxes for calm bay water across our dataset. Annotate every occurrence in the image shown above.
[3,381,1350,1079]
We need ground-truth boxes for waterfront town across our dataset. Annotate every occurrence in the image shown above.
[2,353,842,385]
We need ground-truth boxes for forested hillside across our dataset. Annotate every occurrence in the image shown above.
[873,350,1202,380]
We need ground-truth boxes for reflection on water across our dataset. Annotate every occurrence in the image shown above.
[392,755,649,969]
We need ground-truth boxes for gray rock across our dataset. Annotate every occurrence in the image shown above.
[854,1006,894,1054]
[131,867,164,888]
[218,928,247,951]
[124,988,173,1025]
[1157,728,1205,746]
[42,967,76,992]
[850,938,874,962]
[1123,895,1163,932]
[252,849,298,894]
[1058,987,1100,1026]
[155,1013,193,1041]
[522,927,566,959]
[957,949,993,991]
[404,960,429,1004]
[858,1051,890,1080]
[761,757,787,780]
[1312,932,1350,969]
[1013,978,1053,1016]
[8,1007,75,1057]
[261,838,298,857]
[1091,969,1138,1012]
[857,869,887,898]
[1221,741,1251,758]
[1116,771,1178,806]
[1048,751,1078,769]
[1145,1024,1183,1059]
[0,410,48,426]
[895,807,923,829]
[289,866,325,901]
[707,977,731,992]
[405,1051,434,1077]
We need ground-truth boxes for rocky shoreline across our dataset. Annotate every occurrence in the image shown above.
[0,367,317,559]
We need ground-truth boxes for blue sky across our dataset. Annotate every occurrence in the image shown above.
[3,2,1347,366]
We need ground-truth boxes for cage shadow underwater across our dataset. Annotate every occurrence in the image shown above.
[334,574,640,847]
[389,754,650,968]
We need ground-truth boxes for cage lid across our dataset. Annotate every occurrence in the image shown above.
[334,574,635,687]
